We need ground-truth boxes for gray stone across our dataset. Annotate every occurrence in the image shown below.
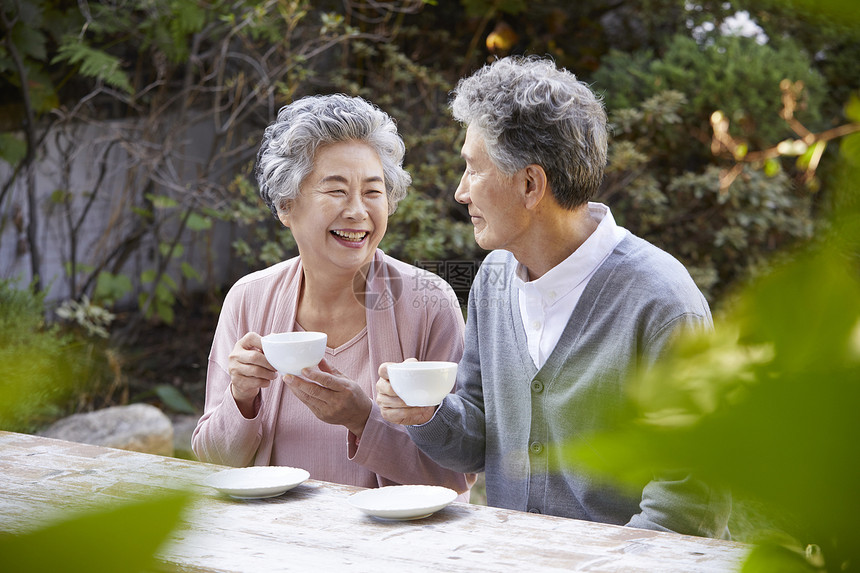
[39,403,174,457]
[170,414,200,459]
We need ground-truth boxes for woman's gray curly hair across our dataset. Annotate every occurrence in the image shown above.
[450,55,608,209]
[255,94,411,217]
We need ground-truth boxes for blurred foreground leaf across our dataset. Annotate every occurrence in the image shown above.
[0,491,190,573]
[562,126,860,572]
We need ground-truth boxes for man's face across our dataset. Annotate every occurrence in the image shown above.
[454,126,529,253]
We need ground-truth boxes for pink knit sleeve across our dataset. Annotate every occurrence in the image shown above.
[191,284,264,467]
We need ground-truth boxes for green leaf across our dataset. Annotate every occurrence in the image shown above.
[159,242,184,258]
[154,384,196,414]
[763,158,781,177]
[49,189,72,204]
[0,132,27,165]
[10,19,48,61]
[164,0,207,61]
[0,492,191,573]
[93,271,132,306]
[741,541,818,573]
[845,94,860,123]
[796,141,825,171]
[160,274,178,290]
[51,37,133,94]
[132,206,153,219]
[147,194,178,209]
[186,212,212,231]
[180,262,201,281]
[840,132,860,167]
[156,301,175,324]
[20,67,59,113]
[170,0,206,35]
[64,261,94,277]
[791,0,860,27]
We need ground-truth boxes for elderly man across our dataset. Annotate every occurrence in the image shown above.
[376,56,731,538]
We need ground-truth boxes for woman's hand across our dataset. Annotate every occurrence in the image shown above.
[285,359,373,439]
[375,360,437,426]
[227,332,277,418]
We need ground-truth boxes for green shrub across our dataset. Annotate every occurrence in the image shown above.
[594,33,827,153]
[598,80,817,302]
[0,280,117,432]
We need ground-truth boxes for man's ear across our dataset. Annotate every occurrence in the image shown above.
[522,164,548,210]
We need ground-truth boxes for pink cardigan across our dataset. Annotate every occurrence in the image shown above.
[192,250,473,495]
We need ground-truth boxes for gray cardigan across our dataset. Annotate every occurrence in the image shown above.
[408,234,731,538]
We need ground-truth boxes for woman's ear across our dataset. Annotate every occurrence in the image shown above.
[277,201,292,228]
[522,164,548,210]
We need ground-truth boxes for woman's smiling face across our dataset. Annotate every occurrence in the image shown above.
[279,141,389,276]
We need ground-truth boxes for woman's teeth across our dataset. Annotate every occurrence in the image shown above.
[331,230,367,242]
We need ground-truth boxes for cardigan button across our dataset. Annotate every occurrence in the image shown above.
[529,441,544,454]
[531,380,544,393]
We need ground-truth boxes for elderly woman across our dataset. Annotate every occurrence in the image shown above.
[192,94,473,497]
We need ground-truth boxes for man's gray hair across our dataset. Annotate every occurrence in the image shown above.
[256,94,411,217]
[451,56,608,209]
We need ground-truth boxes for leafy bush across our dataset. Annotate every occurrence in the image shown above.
[594,33,827,160]
[0,280,119,432]
[600,88,816,302]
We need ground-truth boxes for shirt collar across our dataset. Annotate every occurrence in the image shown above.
[513,202,626,304]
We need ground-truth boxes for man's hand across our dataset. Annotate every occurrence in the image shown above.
[375,360,437,426]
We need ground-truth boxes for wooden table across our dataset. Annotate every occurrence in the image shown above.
[0,431,748,572]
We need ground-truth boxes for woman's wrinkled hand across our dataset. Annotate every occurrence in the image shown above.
[375,359,436,426]
[285,358,372,439]
[227,332,277,418]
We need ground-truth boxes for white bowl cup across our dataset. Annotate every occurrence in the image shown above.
[387,361,458,407]
[261,332,327,376]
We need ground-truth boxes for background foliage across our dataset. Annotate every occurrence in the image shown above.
[2,0,857,314]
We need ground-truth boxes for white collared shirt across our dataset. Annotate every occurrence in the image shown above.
[513,202,628,369]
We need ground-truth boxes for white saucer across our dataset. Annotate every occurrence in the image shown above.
[204,466,310,499]
[348,485,458,520]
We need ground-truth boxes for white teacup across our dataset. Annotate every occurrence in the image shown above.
[388,361,458,407]
[261,332,327,376]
